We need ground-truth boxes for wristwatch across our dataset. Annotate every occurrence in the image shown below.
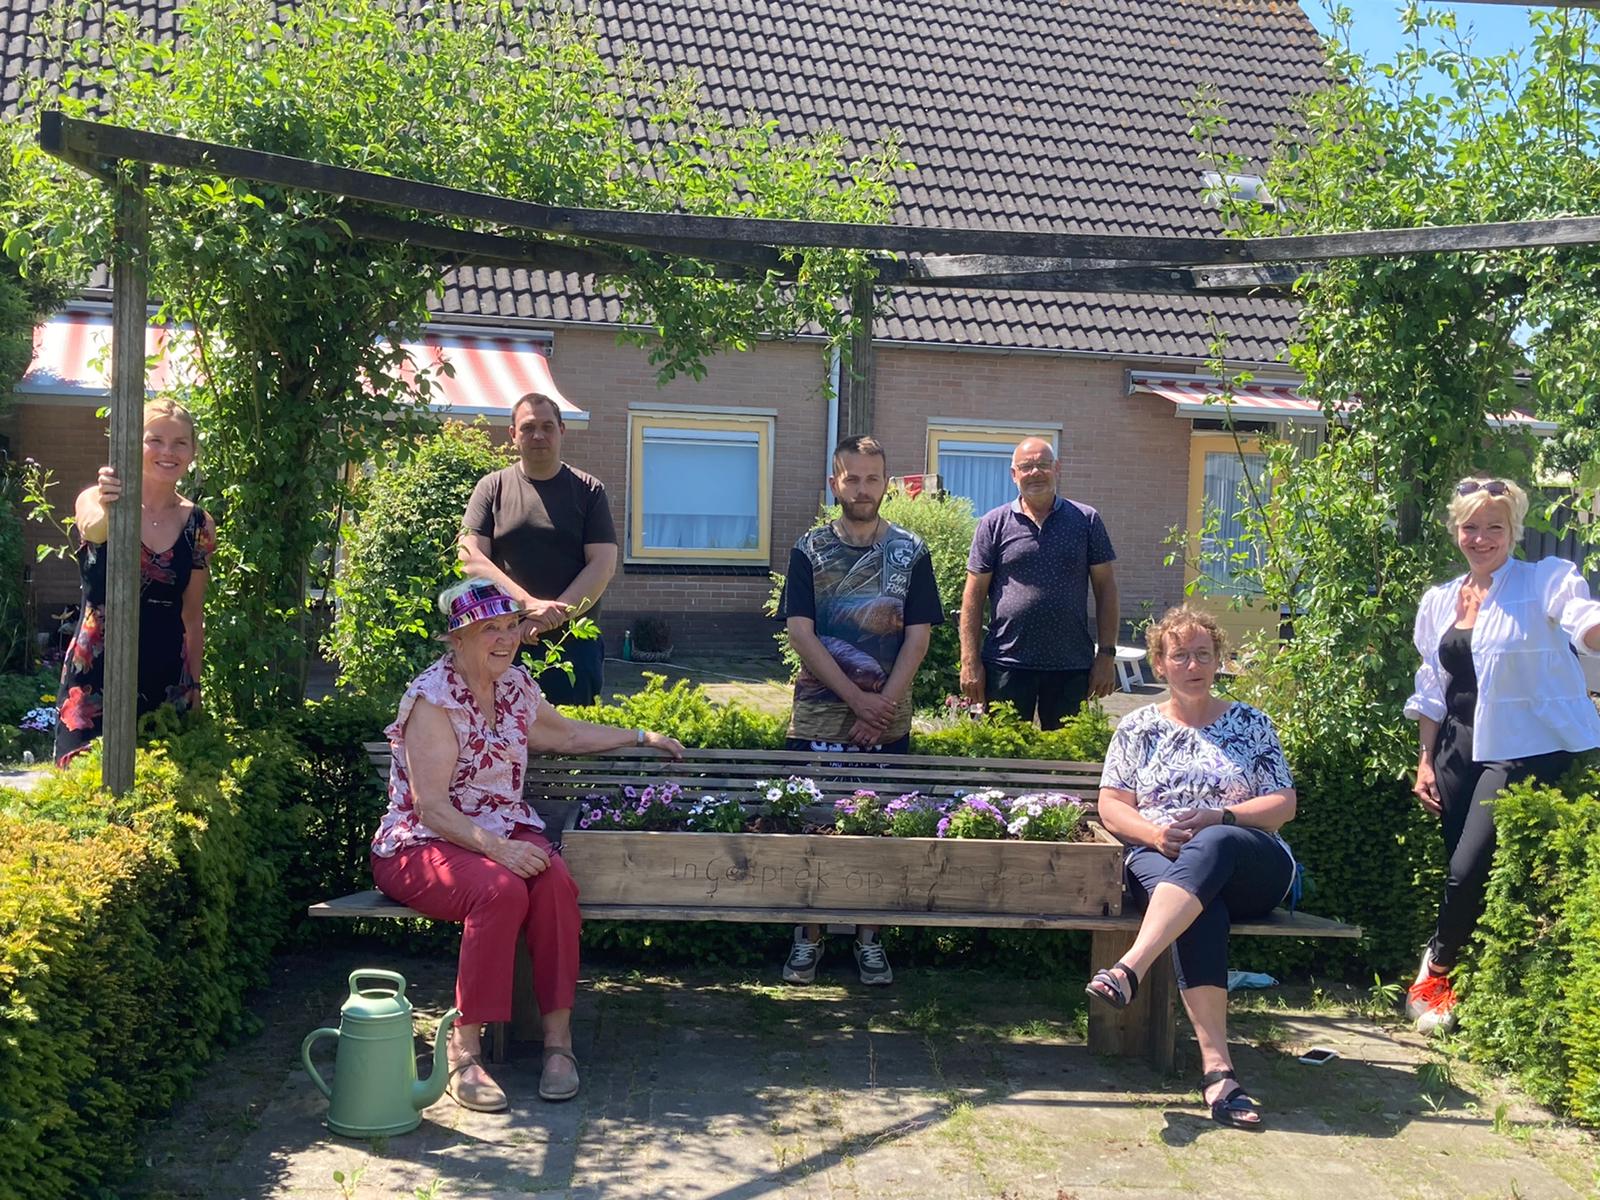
[634,727,646,746]
[1097,644,1116,658]
[1220,808,1237,826]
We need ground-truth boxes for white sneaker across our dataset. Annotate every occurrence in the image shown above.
[782,933,823,983]
[1405,947,1459,1034]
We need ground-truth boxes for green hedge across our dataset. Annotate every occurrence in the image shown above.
[0,695,390,1200]
[1460,764,1600,1123]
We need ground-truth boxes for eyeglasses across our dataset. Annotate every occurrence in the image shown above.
[1456,479,1509,497]
[1164,649,1216,666]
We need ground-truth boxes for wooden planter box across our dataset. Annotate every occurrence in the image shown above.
[560,823,1124,922]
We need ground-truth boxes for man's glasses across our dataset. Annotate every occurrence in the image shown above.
[1456,479,1509,497]
[1163,649,1215,666]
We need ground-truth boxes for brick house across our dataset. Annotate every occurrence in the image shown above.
[4,0,1334,654]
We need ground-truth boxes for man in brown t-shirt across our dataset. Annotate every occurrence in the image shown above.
[459,392,618,705]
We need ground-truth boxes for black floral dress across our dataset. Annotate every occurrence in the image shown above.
[54,507,214,765]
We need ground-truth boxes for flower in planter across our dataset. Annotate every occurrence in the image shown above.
[626,781,684,830]
[884,792,945,839]
[1005,792,1088,842]
[756,775,823,822]
[685,793,746,833]
[577,793,629,830]
[834,789,889,836]
[937,792,1008,839]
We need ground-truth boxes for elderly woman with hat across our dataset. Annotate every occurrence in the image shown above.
[370,577,684,1111]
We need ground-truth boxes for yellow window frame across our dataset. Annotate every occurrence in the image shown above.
[627,411,773,564]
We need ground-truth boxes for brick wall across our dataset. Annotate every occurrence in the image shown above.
[4,400,106,631]
[547,329,831,652]
[871,346,1190,636]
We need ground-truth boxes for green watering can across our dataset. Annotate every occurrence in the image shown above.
[301,969,461,1138]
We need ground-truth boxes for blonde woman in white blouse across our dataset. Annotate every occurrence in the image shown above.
[1403,477,1600,1034]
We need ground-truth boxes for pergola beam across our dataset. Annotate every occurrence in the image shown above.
[39,114,1600,274]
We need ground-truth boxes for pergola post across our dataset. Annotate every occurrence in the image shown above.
[103,170,149,795]
[840,276,876,438]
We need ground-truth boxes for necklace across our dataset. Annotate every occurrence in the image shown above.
[834,517,883,548]
[142,499,183,529]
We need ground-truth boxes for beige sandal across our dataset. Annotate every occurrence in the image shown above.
[539,1047,580,1102]
[446,1052,508,1113]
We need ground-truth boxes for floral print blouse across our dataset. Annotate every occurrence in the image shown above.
[1100,702,1296,856]
[371,654,545,858]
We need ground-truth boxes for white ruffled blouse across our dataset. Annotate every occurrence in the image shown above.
[1405,556,1600,761]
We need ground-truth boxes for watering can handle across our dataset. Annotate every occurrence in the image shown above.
[301,1027,339,1099]
[348,968,408,998]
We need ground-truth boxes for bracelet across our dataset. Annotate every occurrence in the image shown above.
[635,727,645,746]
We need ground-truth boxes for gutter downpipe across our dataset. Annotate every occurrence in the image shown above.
[825,343,841,505]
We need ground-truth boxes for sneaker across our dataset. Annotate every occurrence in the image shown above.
[1405,950,1459,1034]
[783,936,823,983]
[854,938,894,986]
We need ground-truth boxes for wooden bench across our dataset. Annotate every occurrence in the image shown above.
[310,745,1361,1071]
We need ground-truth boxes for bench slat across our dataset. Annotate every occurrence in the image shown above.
[309,890,1362,938]
[361,742,1104,775]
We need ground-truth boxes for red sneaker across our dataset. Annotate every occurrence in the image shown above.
[1405,971,1458,1034]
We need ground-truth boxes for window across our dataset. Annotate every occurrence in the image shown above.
[628,412,772,563]
[927,424,1059,517]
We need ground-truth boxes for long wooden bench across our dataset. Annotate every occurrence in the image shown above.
[310,745,1361,1071]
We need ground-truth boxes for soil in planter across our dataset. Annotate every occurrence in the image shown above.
[746,814,806,834]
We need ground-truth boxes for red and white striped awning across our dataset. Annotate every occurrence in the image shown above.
[17,312,586,424]
[393,329,586,424]
[17,310,179,397]
[1129,371,1557,435]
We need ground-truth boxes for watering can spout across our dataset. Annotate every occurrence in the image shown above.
[413,1008,461,1112]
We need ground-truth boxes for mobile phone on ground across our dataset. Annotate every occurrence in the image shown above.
[1298,1047,1339,1065]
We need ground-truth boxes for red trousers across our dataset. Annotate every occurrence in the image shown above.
[371,827,581,1025]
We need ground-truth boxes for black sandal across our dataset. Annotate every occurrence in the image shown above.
[1201,1068,1264,1131]
[1085,961,1139,1009]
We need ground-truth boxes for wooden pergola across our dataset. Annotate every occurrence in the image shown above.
[36,107,1600,793]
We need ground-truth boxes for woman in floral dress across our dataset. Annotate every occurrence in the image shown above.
[54,400,216,765]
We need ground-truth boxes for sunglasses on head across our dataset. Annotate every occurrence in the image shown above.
[1456,479,1509,497]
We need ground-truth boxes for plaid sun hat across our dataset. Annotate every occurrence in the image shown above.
[437,580,528,639]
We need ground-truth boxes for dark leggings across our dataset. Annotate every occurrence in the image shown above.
[1124,825,1295,990]
[1428,716,1575,967]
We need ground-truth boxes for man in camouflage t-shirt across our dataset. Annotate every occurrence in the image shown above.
[776,436,944,986]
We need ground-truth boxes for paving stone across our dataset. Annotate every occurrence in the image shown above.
[130,947,1599,1200]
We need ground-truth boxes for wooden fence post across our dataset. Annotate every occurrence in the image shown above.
[103,170,149,796]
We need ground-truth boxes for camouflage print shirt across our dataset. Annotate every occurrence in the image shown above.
[779,521,943,742]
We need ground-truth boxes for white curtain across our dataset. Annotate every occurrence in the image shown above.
[640,429,760,550]
[1201,450,1269,593]
[938,443,1014,516]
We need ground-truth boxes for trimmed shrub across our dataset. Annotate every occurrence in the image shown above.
[0,731,300,1199]
[0,694,397,1199]
[1460,765,1600,1122]
[327,421,511,704]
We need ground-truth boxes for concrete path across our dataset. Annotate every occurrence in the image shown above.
[130,948,1597,1200]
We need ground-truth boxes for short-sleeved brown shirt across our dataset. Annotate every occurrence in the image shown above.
[463,463,617,613]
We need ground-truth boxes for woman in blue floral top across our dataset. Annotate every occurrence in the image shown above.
[1087,605,1297,1131]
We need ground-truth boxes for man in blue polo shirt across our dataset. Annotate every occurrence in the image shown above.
[959,437,1119,729]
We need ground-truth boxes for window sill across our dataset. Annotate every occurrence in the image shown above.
[623,562,772,577]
